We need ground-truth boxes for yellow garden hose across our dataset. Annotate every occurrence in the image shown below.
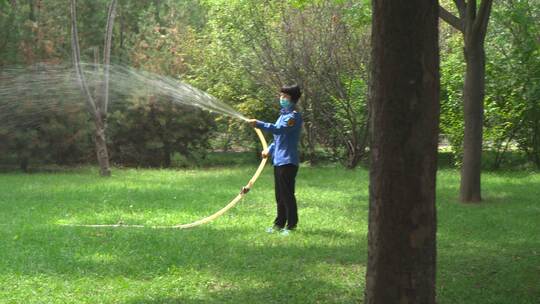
[62,127,268,229]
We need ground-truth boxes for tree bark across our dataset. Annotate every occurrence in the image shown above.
[460,44,485,202]
[102,0,116,115]
[439,0,492,202]
[70,0,114,177]
[28,0,36,22]
[163,142,171,168]
[19,156,28,172]
[365,1,439,303]
[94,113,111,176]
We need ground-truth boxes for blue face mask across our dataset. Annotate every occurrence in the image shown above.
[280,97,291,108]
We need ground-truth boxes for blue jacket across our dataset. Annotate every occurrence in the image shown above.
[256,107,302,166]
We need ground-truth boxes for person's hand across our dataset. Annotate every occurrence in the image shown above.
[246,119,257,127]
[261,149,270,159]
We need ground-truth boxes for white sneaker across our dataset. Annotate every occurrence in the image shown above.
[265,226,276,234]
[280,229,290,236]
[266,226,283,234]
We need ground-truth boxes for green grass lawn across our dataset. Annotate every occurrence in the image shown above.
[0,165,538,303]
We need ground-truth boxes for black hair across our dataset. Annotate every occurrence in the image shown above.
[280,84,302,102]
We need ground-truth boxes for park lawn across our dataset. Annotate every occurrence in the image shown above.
[0,165,538,303]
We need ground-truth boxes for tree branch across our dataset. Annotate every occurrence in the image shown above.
[439,5,464,32]
[465,0,477,35]
[473,0,493,37]
[453,0,466,18]
[70,0,97,114]
[102,0,117,114]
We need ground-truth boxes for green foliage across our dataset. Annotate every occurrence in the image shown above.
[489,0,540,168]
[126,4,196,76]
[2,0,540,170]
[1,1,216,169]
[107,97,215,168]
[440,0,540,168]
[440,30,466,165]
[0,78,94,170]
[0,1,70,64]
[326,75,369,166]
[194,0,371,166]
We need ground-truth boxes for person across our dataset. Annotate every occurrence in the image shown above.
[247,84,303,236]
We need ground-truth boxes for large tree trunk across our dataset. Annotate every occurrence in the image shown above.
[460,44,485,202]
[365,1,439,303]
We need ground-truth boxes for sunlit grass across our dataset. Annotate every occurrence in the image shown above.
[0,166,538,303]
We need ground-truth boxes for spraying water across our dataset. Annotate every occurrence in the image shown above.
[0,63,248,132]
[0,63,267,229]
[92,63,248,121]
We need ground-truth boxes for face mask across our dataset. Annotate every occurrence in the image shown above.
[280,97,291,108]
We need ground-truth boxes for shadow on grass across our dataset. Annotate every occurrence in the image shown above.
[121,277,355,304]
[434,173,540,303]
[0,222,365,302]
[0,223,364,276]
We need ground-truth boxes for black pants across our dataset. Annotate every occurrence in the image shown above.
[273,164,299,230]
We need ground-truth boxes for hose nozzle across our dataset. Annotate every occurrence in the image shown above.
[240,186,250,195]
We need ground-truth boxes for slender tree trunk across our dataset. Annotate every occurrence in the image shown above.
[163,143,171,168]
[346,141,362,169]
[534,117,540,168]
[365,1,439,303]
[19,156,28,172]
[94,0,116,177]
[28,0,36,21]
[346,124,368,169]
[460,44,485,202]
[94,113,111,176]
[440,0,492,202]
[154,0,161,26]
[70,0,115,177]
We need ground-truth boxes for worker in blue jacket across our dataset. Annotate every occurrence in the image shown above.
[248,84,302,236]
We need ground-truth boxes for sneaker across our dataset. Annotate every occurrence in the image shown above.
[266,225,283,234]
[280,228,291,236]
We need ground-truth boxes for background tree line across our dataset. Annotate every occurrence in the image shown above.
[0,0,539,172]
